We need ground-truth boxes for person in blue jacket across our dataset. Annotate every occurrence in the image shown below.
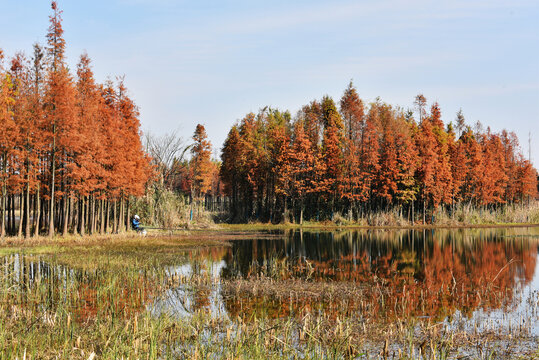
[131,214,143,232]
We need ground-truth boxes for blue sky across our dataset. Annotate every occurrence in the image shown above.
[1,0,538,165]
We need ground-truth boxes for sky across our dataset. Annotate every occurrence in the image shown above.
[1,0,538,165]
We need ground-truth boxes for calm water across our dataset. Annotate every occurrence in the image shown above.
[156,227,539,336]
[4,227,539,336]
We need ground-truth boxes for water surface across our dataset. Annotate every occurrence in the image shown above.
[4,227,539,342]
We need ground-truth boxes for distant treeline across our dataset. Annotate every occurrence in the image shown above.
[0,2,151,237]
[219,83,538,223]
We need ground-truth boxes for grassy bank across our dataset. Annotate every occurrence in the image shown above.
[219,201,539,230]
[220,221,539,232]
[0,231,234,265]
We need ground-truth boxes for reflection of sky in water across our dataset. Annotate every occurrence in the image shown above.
[149,233,539,340]
[150,260,228,319]
[447,250,539,336]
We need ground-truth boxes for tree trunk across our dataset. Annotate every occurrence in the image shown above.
[411,201,414,226]
[86,196,91,234]
[100,198,105,234]
[17,194,23,237]
[68,196,74,234]
[62,195,68,236]
[283,197,288,224]
[92,196,97,234]
[125,197,130,233]
[24,183,30,238]
[49,153,56,237]
[80,196,85,236]
[113,199,118,233]
[422,199,426,225]
[34,185,41,237]
[119,197,125,233]
[89,195,95,234]
[106,200,111,233]
[0,183,5,238]
[10,194,15,234]
[92,197,97,234]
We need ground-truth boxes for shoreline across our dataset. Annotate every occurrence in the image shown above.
[219,222,539,231]
[0,222,537,249]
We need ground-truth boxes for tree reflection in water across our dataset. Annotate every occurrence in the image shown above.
[216,228,538,322]
[3,227,538,329]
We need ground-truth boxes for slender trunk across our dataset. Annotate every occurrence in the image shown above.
[80,196,85,236]
[423,199,426,225]
[67,196,74,233]
[73,195,79,233]
[0,183,5,238]
[62,195,68,236]
[91,196,97,233]
[93,196,98,233]
[5,194,9,234]
[451,196,455,222]
[113,199,117,233]
[119,197,124,233]
[37,188,43,235]
[10,194,15,234]
[100,198,105,234]
[25,181,30,238]
[17,194,23,237]
[86,196,91,234]
[125,197,130,233]
[49,141,56,237]
[89,195,94,234]
[106,200,111,233]
[6,193,10,234]
[291,198,295,224]
[93,196,98,234]
[283,196,288,224]
[91,196,97,234]
[412,200,415,225]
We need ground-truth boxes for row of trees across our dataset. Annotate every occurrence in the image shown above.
[0,2,151,237]
[220,82,538,223]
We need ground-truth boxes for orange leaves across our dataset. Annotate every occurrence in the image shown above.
[190,124,213,198]
[0,2,153,237]
[47,0,66,69]
[516,159,538,200]
[1,2,150,203]
[290,120,316,199]
[339,81,365,202]
[219,85,537,223]
[273,124,292,197]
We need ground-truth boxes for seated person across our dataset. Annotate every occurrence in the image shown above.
[131,214,143,232]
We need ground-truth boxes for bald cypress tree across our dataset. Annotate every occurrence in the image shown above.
[191,124,212,210]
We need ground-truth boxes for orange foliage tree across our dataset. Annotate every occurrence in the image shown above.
[0,2,151,237]
[190,124,213,200]
[219,84,537,223]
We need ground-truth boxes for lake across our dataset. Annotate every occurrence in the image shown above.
[2,226,539,358]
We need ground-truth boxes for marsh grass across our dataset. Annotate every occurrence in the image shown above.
[221,201,539,229]
[0,254,381,359]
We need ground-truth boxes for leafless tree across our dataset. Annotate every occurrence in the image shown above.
[143,129,191,188]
